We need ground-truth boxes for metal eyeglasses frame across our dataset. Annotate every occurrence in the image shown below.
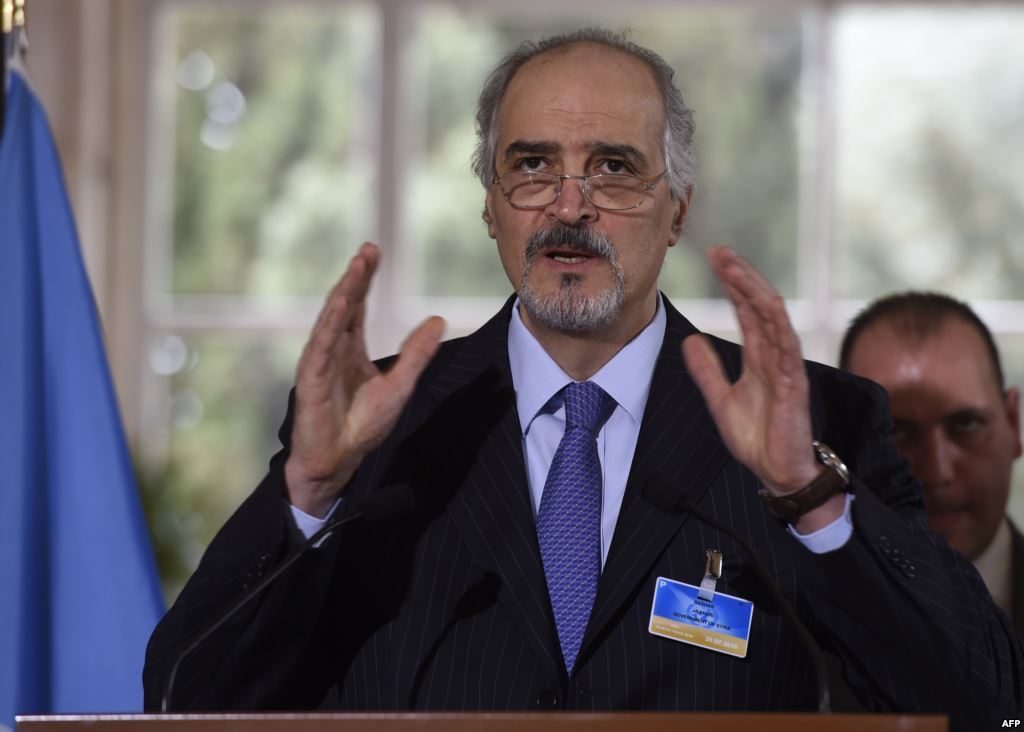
[491,170,667,211]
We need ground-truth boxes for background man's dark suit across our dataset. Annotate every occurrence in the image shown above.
[1011,521,1024,637]
[144,296,1021,727]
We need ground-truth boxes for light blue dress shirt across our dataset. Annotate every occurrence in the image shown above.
[506,296,853,562]
[507,298,664,566]
[293,296,853,555]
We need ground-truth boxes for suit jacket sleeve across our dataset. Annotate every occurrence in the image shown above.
[143,331,1024,727]
[143,389,355,711]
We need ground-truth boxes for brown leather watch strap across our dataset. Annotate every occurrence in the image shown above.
[759,441,851,523]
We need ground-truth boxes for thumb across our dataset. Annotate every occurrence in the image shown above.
[388,316,446,398]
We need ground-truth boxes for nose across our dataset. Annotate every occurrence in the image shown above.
[912,427,957,494]
[544,175,598,227]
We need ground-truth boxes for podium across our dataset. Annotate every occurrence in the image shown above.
[16,712,947,731]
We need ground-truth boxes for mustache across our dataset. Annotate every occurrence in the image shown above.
[524,224,617,263]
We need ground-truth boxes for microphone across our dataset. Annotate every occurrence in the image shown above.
[160,483,416,713]
[642,479,831,713]
[407,571,502,709]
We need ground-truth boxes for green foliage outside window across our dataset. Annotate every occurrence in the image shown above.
[141,3,1024,603]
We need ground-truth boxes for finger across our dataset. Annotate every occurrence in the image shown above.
[387,316,446,399]
[709,246,776,305]
[711,258,769,367]
[682,333,731,410]
[309,242,380,365]
[299,295,352,381]
[345,244,383,346]
[722,277,767,354]
[337,242,379,305]
[766,294,806,381]
[710,247,789,331]
[313,245,375,334]
[708,247,799,373]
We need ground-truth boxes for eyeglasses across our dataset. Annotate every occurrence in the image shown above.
[491,170,666,211]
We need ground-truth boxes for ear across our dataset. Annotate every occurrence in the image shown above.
[667,185,693,246]
[482,189,497,239]
[1005,386,1022,458]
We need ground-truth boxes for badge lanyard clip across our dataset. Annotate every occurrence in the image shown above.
[697,549,722,602]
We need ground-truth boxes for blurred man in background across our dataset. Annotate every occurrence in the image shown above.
[841,292,1023,632]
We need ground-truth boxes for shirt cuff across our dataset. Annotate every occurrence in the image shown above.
[289,497,343,541]
[787,494,855,554]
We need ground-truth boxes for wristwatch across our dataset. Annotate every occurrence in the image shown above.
[759,441,851,523]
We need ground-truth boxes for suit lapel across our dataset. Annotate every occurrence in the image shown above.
[422,295,738,680]
[581,297,733,655]
[426,298,566,685]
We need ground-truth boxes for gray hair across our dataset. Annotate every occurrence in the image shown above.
[471,28,697,199]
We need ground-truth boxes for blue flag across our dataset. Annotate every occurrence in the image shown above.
[0,68,164,728]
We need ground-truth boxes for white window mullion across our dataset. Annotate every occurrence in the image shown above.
[796,3,839,364]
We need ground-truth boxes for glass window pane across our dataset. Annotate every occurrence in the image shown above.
[834,6,1024,299]
[160,4,377,297]
[402,7,803,300]
[142,333,303,600]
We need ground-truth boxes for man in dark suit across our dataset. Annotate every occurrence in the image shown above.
[840,292,1024,634]
[143,30,1021,728]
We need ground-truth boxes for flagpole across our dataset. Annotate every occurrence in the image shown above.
[1,1,12,140]
[1,0,24,142]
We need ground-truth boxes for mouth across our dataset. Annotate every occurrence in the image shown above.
[925,501,970,522]
[541,247,602,265]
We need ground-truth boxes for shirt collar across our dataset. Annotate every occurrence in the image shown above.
[507,295,667,435]
[973,517,1013,614]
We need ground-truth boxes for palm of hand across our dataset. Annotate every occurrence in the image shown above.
[682,247,818,495]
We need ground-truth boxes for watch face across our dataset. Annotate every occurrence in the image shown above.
[813,441,851,484]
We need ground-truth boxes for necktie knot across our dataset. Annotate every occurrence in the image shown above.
[562,381,609,434]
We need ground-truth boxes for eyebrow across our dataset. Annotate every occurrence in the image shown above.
[502,140,561,161]
[501,139,650,170]
[586,142,649,170]
[944,407,990,423]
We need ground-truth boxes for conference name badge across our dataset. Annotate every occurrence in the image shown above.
[648,575,754,658]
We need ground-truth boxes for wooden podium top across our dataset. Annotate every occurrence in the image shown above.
[16,712,947,732]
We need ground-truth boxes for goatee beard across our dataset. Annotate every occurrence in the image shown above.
[518,224,625,334]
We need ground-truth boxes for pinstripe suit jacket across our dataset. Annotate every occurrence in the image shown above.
[144,296,1022,729]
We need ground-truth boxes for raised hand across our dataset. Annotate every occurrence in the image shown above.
[284,242,445,516]
[681,247,840,530]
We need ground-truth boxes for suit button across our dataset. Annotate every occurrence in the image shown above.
[536,690,560,708]
[878,535,893,555]
[253,553,271,579]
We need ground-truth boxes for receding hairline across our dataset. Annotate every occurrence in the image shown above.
[516,38,660,71]
[497,40,667,131]
[472,28,697,198]
[843,307,1005,390]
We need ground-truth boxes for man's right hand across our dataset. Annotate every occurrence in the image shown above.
[284,242,445,517]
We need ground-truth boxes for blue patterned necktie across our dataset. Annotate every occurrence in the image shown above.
[536,380,610,674]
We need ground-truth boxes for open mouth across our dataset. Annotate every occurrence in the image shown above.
[543,248,600,264]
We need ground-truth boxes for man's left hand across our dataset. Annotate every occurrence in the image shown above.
[681,246,843,531]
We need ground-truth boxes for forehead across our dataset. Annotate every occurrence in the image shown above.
[496,43,666,163]
[848,318,1002,409]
